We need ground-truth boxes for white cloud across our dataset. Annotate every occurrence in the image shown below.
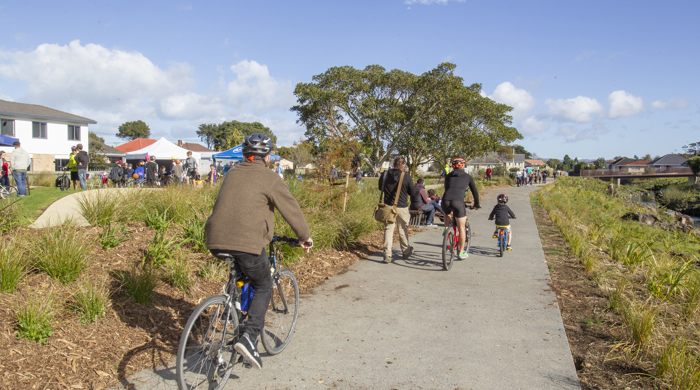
[405,0,465,4]
[489,82,535,121]
[651,98,688,110]
[520,116,549,135]
[159,93,225,120]
[608,90,644,118]
[556,124,608,142]
[545,96,603,123]
[227,60,295,115]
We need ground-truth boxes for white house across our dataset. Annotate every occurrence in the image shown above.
[0,99,96,171]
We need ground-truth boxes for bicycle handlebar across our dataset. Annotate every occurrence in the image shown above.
[271,235,313,248]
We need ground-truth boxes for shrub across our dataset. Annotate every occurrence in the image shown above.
[77,190,126,226]
[30,172,57,187]
[162,255,194,293]
[0,244,27,293]
[182,215,208,254]
[31,222,91,285]
[70,279,109,324]
[117,267,157,306]
[143,231,179,268]
[14,289,55,344]
[0,198,22,233]
[99,223,131,250]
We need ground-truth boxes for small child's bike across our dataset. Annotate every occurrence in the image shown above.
[496,226,509,257]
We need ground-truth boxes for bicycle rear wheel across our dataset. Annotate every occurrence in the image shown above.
[499,232,505,257]
[176,295,240,390]
[261,269,299,355]
[60,176,70,191]
[442,228,455,270]
[464,221,472,254]
[0,186,8,199]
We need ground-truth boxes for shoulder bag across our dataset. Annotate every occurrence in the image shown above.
[373,170,405,224]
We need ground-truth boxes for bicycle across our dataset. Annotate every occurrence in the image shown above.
[441,205,474,271]
[176,235,302,390]
[58,169,70,191]
[496,226,508,257]
[0,185,16,199]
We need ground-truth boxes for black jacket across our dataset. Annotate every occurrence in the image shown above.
[443,169,480,208]
[109,165,123,181]
[489,204,515,226]
[75,151,89,170]
[378,169,415,208]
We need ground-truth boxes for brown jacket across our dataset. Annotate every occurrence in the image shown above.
[205,159,310,255]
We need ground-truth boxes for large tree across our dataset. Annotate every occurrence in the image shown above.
[683,142,700,156]
[292,63,518,175]
[116,120,150,140]
[199,120,277,151]
[512,144,532,159]
[88,132,109,168]
[196,123,219,149]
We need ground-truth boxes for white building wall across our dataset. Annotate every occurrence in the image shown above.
[10,117,89,159]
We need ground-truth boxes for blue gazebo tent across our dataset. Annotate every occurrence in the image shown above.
[0,135,19,146]
[212,144,279,161]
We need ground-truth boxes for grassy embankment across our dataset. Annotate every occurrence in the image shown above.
[535,177,700,389]
[0,178,380,344]
[618,177,700,217]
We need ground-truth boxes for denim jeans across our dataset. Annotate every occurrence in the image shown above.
[211,248,272,340]
[12,171,26,196]
[430,200,445,216]
[78,169,87,189]
[0,175,8,187]
[420,203,437,225]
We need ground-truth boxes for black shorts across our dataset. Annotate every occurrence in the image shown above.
[442,199,467,218]
[70,171,79,181]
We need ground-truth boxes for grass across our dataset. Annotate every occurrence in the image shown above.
[77,189,129,226]
[31,221,92,285]
[162,255,194,293]
[13,288,55,344]
[117,267,158,306]
[99,223,131,250]
[142,231,180,268]
[0,243,27,293]
[536,177,700,388]
[70,279,109,324]
[182,215,208,254]
[12,187,78,225]
[198,258,229,282]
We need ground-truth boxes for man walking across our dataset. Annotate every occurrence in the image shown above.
[145,156,158,187]
[378,156,416,263]
[74,143,89,189]
[184,151,198,185]
[10,141,30,197]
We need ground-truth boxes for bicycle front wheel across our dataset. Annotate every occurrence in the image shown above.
[176,295,240,390]
[442,228,455,271]
[61,176,70,191]
[499,234,505,257]
[261,269,299,355]
[464,222,472,254]
[0,186,8,199]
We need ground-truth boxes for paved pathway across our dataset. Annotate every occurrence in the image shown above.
[115,184,579,389]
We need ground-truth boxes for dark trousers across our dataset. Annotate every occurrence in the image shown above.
[214,248,272,340]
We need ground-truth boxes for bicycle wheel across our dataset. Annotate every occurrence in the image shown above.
[442,228,455,271]
[261,269,299,355]
[499,232,505,257]
[464,221,472,254]
[176,295,240,390]
[0,186,8,199]
[61,176,70,191]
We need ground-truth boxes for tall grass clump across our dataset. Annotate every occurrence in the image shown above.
[655,339,700,390]
[70,279,109,324]
[0,198,22,233]
[144,206,172,231]
[31,172,57,187]
[143,231,179,268]
[117,267,158,306]
[99,223,131,250]
[0,244,28,293]
[77,189,127,226]
[182,215,208,254]
[31,222,91,285]
[620,300,658,352]
[198,258,228,282]
[162,255,194,293]
[13,288,55,343]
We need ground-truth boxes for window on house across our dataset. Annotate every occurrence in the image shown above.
[32,122,47,139]
[1,119,14,136]
[68,125,81,141]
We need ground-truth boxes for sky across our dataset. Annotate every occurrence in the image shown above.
[0,0,698,160]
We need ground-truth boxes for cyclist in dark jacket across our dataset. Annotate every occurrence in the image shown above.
[377,156,416,263]
[442,158,480,259]
[489,194,516,250]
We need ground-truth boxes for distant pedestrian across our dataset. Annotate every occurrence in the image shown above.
[209,164,217,186]
[10,141,30,196]
[486,166,492,181]
[0,151,8,188]
[74,143,89,190]
[355,166,363,182]
[184,151,198,185]
[109,163,124,187]
[378,156,416,263]
[330,165,338,181]
[145,156,158,186]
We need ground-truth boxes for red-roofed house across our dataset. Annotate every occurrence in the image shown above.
[619,160,652,173]
[524,159,546,167]
[114,138,157,153]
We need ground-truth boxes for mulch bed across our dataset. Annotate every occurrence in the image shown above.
[0,223,420,390]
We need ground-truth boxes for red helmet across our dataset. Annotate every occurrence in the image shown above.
[451,158,466,169]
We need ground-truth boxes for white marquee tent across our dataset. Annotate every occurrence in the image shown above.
[124,137,202,161]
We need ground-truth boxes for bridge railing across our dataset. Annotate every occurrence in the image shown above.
[581,167,692,177]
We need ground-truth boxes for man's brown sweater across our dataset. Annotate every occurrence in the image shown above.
[205,159,310,255]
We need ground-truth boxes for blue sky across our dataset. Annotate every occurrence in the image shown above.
[0,0,697,160]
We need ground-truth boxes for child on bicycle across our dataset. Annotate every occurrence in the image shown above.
[488,194,516,250]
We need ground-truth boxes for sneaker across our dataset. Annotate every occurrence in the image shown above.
[402,246,414,259]
[234,333,262,369]
[507,245,512,251]
[383,256,391,263]
[458,250,469,259]
[426,223,436,227]
[492,231,498,238]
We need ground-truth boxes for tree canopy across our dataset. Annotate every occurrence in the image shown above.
[196,120,277,151]
[512,144,532,159]
[683,141,700,157]
[88,132,109,168]
[292,63,522,175]
[116,120,150,140]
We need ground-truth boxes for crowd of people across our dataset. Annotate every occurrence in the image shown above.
[100,151,214,188]
[513,168,549,187]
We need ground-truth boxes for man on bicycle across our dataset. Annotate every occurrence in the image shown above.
[442,157,480,259]
[205,133,313,370]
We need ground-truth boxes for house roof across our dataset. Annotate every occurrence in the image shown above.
[525,159,546,165]
[102,145,125,157]
[115,138,157,153]
[0,99,96,124]
[180,142,214,152]
[649,154,688,166]
[609,157,634,166]
[619,160,651,166]
[513,154,526,163]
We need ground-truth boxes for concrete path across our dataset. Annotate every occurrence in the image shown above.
[115,184,579,389]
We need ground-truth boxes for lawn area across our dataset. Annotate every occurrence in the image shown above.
[12,186,80,225]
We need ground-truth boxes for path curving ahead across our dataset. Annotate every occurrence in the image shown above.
[115,184,579,389]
